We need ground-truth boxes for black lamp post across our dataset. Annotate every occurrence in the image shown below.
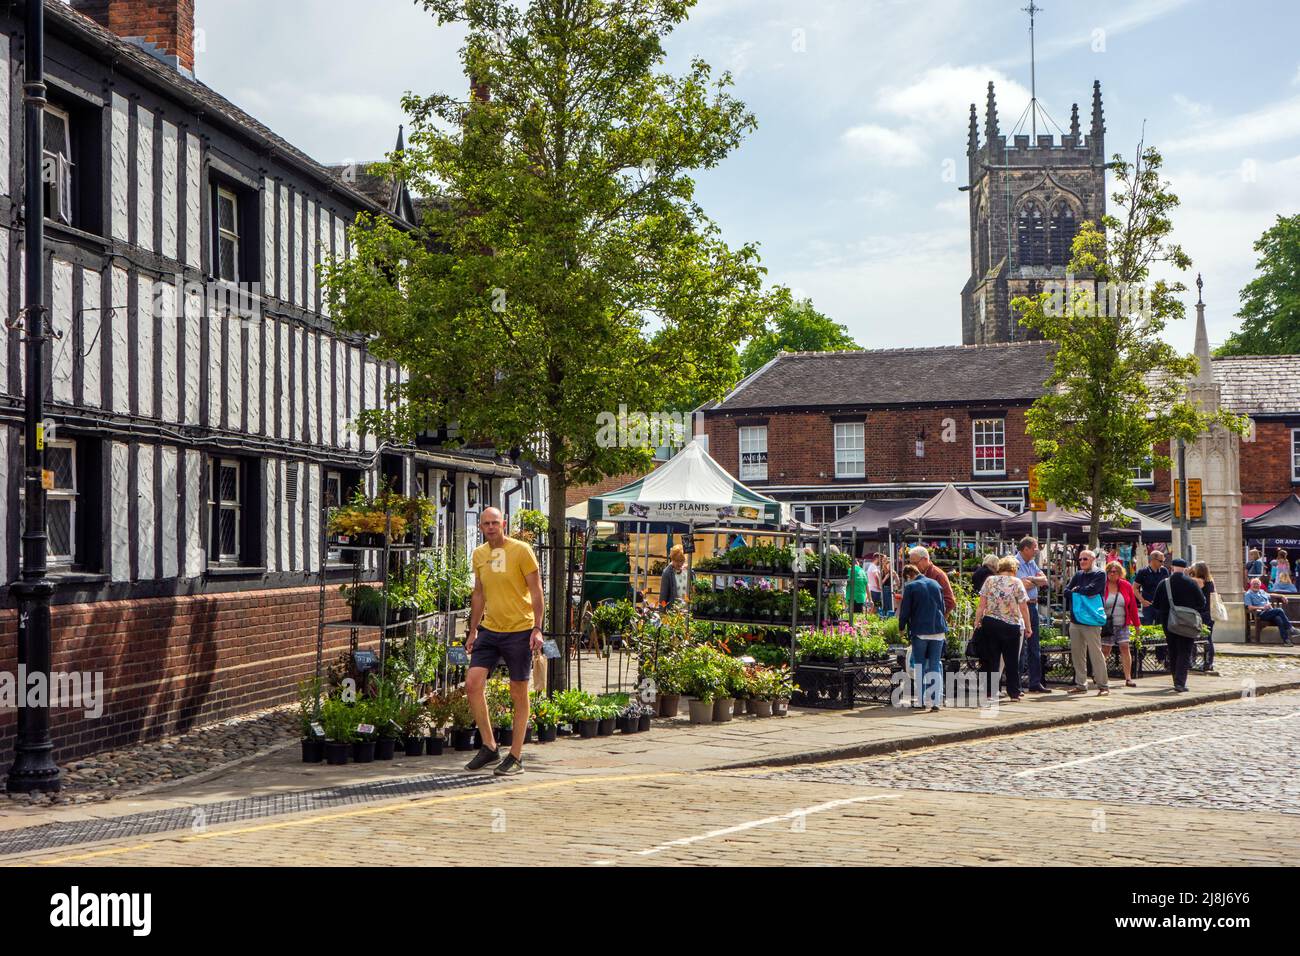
[8,0,61,794]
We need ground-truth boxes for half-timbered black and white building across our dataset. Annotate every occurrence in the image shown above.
[0,0,547,761]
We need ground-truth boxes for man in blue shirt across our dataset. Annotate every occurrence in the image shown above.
[1244,578,1293,645]
[1016,537,1050,693]
[1133,551,1170,625]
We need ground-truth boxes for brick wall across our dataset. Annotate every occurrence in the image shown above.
[705,406,1037,487]
[566,465,657,507]
[1152,423,1298,507]
[0,586,365,766]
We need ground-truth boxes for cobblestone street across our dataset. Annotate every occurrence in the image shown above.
[768,690,1300,816]
[4,690,1296,867]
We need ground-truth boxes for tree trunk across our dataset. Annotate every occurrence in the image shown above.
[546,463,570,691]
[1089,463,1103,552]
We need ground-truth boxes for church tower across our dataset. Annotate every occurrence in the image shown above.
[961,80,1109,345]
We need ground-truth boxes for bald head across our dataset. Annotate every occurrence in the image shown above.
[480,507,505,544]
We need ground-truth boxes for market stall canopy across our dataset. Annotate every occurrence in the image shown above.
[887,483,1010,533]
[587,439,783,525]
[828,498,929,536]
[1106,507,1170,542]
[960,487,1016,517]
[1002,501,1111,538]
[1243,494,1300,540]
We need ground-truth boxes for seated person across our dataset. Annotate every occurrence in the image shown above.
[1272,571,1298,594]
[1244,578,1294,645]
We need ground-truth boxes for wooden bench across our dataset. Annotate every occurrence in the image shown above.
[1245,596,1299,643]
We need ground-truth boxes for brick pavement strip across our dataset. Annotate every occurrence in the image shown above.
[3,771,1296,867]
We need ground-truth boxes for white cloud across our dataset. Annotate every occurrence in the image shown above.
[1172,93,1210,120]
[1293,64,1300,86]
[877,65,1032,135]
[935,196,967,218]
[1165,95,1300,153]
[841,123,927,166]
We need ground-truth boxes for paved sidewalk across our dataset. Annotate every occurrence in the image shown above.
[2,667,1296,838]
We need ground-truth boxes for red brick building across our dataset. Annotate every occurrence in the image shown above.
[700,342,1053,523]
[700,346,1300,525]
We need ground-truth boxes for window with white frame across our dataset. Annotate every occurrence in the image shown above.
[1130,451,1154,486]
[738,426,768,481]
[834,422,865,479]
[972,419,1006,475]
[43,105,74,226]
[216,186,239,282]
[208,458,242,564]
[1292,430,1300,482]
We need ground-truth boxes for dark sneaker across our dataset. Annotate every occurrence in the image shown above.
[465,745,500,771]
[494,753,524,776]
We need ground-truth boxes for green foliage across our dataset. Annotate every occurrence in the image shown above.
[591,600,636,637]
[671,644,731,702]
[1011,145,1246,547]
[486,676,516,726]
[797,625,890,662]
[1216,214,1300,356]
[322,0,781,623]
[552,688,596,725]
[529,692,560,728]
[297,677,322,736]
[747,664,795,701]
[738,295,859,378]
[397,693,427,738]
[511,509,550,542]
[319,698,357,744]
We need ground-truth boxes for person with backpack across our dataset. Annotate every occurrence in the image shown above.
[1149,557,1207,693]
[1064,550,1111,696]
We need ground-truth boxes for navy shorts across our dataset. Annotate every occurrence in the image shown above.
[470,628,533,681]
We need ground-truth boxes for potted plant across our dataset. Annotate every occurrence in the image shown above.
[553,688,593,735]
[530,693,559,743]
[370,688,403,760]
[352,699,378,763]
[577,699,601,739]
[424,691,454,755]
[770,665,796,716]
[595,696,623,736]
[649,655,683,717]
[487,676,516,747]
[448,688,478,751]
[397,694,427,756]
[616,701,639,734]
[342,584,385,627]
[679,646,723,724]
[298,678,325,763]
[638,702,653,733]
[320,698,355,765]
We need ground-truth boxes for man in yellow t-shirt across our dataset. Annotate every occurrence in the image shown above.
[464,507,544,776]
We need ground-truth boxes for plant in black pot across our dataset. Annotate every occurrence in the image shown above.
[397,693,427,757]
[530,692,559,743]
[574,697,602,739]
[319,698,355,765]
[342,583,385,628]
[351,699,379,763]
[369,686,403,760]
[424,691,453,755]
[447,688,478,751]
[298,677,326,763]
[553,688,595,737]
[487,676,516,747]
[595,694,626,736]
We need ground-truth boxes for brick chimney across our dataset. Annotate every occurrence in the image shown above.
[71,0,196,76]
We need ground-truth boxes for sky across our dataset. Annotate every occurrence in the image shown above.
[184,0,1300,355]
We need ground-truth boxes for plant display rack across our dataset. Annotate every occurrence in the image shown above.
[313,504,461,720]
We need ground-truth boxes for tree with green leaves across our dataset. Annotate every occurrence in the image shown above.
[738,295,859,378]
[1215,213,1300,356]
[323,0,777,671]
[1012,146,1243,549]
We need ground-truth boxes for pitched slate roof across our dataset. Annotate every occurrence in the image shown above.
[710,340,1057,412]
[1210,357,1300,415]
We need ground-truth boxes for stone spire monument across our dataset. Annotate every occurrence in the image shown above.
[1172,276,1245,639]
